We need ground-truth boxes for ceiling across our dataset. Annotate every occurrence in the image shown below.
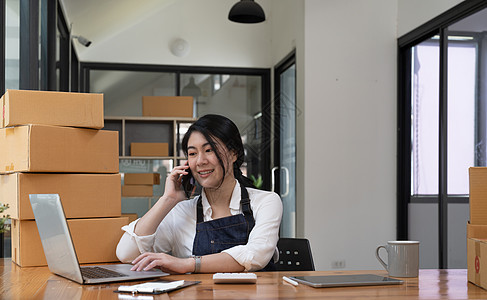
[60,0,176,45]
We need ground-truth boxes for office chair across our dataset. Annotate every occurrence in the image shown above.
[276,238,315,271]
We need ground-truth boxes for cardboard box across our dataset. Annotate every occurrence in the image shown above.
[470,167,487,225]
[130,143,169,157]
[124,173,160,185]
[1,89,104,129]
[467,167,487,289]
[0,125,119,174]
[142,96,193,118]
[11,217,128,267]
[467,222,487,289]
[122,185,153,197]
[0,173,121,220]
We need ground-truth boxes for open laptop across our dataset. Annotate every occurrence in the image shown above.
[29,194,168,284]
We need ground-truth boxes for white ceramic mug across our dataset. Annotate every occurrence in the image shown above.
[375,241,419,277]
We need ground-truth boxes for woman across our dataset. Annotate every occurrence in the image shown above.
[116,114,282,274]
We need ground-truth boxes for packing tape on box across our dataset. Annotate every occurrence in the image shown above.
[476,241,481,284]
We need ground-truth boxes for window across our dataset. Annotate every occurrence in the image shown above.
[398,1,487,269]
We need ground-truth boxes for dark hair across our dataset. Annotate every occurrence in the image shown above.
[182,114,254,188]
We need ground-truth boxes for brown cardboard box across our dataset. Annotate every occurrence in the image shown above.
[122,185,153,197]
[0,125,119,174]
[1,89,104,129]
[470,167,487,225]
[467,223,487,289]
[130,143,169,157]
[467,167,487,289]
[11,217,128,267]
[0,173,121,220]
[142,96,193,118]
[124,173,160,185]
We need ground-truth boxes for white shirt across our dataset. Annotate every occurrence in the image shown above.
[116,180,283,271]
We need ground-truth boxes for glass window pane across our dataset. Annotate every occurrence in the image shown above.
[447,38,476,195]
[90,70,176,116]
[447,7,487,195]
[6,0,20,90]
[120,159,173,217]
[411,39,440,196]
[180,73,263,183]
[279,64,296,238]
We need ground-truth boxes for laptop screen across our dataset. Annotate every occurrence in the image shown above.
[29,194,84,283]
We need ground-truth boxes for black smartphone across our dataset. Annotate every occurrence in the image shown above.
[181,167,196,198]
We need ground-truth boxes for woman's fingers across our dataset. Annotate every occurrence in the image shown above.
[170,164,189,176]
[130,253,153,271]
[129,252,189,274]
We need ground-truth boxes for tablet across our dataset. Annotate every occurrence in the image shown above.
[290,274,404,288]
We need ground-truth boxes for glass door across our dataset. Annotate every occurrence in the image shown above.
[274,53,297,237]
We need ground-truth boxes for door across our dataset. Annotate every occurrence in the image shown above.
[274,52,297,237]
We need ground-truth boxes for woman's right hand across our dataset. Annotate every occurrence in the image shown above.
[162,164,191,203]
[134,164,191,237]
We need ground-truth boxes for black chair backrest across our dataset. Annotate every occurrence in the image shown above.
[276,238,315,271]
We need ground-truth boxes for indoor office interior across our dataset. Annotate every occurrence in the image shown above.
[1,0,487,271]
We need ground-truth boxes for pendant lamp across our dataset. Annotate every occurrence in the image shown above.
[228,0,265,24]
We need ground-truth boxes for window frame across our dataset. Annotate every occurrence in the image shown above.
[397,0,487,268]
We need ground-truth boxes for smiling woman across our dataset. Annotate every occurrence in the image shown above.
[116,114,283,274]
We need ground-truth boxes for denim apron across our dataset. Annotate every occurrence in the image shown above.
[192,184,275,271]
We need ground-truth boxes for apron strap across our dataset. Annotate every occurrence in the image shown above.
[196,183,255,231]
[239,185,255,232]
[196,195,204,223]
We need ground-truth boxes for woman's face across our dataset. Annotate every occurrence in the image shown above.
[186,131,237,189]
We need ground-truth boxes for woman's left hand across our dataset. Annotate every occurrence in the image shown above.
[130,252,194,274]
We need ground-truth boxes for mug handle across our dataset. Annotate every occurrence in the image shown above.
[375,245,388,271]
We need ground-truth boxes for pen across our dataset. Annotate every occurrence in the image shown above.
[282,276,299,286]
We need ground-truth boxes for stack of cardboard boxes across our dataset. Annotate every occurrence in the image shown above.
[0,89,127,267]
[122,173,161,197]
[467,167,487,289]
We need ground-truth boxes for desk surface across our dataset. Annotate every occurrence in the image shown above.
[1,258,487,299]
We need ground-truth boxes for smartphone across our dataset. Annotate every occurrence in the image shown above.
[181,167,196,198]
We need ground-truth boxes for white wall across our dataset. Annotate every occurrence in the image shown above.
[397,0,464,37]
[303,0,398,271]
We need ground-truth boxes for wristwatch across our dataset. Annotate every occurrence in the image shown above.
[193,256,202,273]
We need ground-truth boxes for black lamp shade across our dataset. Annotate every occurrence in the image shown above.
[228,0,265,24]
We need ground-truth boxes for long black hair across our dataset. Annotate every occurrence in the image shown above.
[181,114,255,188]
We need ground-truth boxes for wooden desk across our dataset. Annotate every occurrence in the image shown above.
[1,258,487,299]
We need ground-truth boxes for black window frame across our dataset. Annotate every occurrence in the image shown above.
[1,0,5,95]
[397,0,487,269]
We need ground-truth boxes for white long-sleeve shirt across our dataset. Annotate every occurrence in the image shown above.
[116,180,283,271]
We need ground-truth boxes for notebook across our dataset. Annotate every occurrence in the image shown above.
[29,194,168,284]
[290,274,404,288]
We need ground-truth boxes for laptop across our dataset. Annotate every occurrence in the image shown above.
[290,274,404,288]
[29,194,168,284]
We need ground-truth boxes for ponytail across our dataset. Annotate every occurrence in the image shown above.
[233,164,255,188]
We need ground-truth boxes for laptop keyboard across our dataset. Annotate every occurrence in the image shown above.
[81,267,128,279]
